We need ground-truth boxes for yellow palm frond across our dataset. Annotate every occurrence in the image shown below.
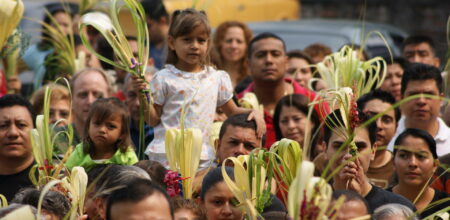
[288,161,333,220]
[0,0,24,52]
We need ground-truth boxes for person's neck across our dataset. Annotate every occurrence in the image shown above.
[393,183,434,210]
[370,150,392,169]
[405,118,439,137]
[91,145,115,160]
[73,117,85,139]
[223,60,241,85]
[0,156,34,175]
[175,62,202,73]
[253,79,292,114]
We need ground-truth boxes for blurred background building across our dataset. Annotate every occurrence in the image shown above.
[20,0,449,60]
[301,0,449,61]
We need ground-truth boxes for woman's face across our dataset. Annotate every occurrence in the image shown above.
[202,181,243,220]
[394,135,437,187]
[53,11,72,36]
[278,105,312,144]
[49,99,71,127]
[287,58,312,88]
[380,63,404,101]
[220,26,247,63]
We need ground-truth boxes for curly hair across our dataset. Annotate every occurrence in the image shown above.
[212,21,253,82]
[31,83,70,115]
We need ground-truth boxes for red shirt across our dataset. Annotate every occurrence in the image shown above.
[237,78,328,149]
[0,70,7,97]
[114,90,126,101]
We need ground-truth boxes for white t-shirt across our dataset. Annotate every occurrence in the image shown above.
[145,64,233,166]
[387,117,450,156]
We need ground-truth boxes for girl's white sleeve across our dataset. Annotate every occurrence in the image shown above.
[216,70,233,106]
[149,73,166,105]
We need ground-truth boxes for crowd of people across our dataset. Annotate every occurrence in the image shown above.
[1,0,450,219]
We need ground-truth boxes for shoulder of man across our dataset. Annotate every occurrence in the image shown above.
[387,117,406,152]
[236,82,255,99]
[436,117,450,140]
[290,78,314,98]
[365,185,416,213]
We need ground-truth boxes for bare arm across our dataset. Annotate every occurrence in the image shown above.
[145,103,162,127]
[131,75,162,127]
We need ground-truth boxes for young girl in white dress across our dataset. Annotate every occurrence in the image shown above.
[133,9,264,168]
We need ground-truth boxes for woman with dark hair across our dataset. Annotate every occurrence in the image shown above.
[212,21,253,88]
[379,57,409,101]
[273,94,321,159]
[390,128,450,218]
[12,188,71,220]
[200,167,287,220]
[201,167,243,220]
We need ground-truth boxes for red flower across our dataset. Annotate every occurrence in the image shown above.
[164,170,190,197]
[38,159,54,172]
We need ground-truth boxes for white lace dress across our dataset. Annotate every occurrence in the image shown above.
[146,64,233,168]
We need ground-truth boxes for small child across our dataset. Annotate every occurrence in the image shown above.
[12,188,71,220]
[133,8,265,168]
[65,98,138,171]
[173,197,206,220]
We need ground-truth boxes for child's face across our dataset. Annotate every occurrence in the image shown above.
[88,113,123,150]
[169,25,209,72]
[174,208,200,220]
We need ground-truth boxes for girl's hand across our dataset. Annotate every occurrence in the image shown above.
[221,100,266,138]
[131,75,149,92]
[247,109,266,139]
[130,75,161,126]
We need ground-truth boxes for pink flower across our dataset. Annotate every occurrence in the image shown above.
[164,170,182,197]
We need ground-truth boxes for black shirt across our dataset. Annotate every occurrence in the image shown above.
[365,185,416,213]
[0,163,34,202]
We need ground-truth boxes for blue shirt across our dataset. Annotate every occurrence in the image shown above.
[150,43,167,70]
[21,44,54,90]
[130,119,154,160]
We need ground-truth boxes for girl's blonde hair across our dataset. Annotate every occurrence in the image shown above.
[166,8,212,66]
[83,97,132,154]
